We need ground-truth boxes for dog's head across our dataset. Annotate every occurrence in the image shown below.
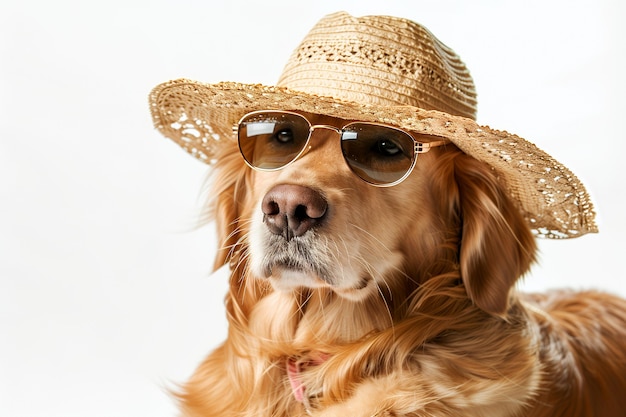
[209,112,536,317]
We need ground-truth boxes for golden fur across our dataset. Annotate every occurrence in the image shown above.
[176,113,626,416]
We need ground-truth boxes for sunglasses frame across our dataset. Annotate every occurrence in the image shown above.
[237,110,449,187]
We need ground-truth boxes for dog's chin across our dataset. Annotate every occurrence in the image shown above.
[264,265,377,302]
[266,266,328,290]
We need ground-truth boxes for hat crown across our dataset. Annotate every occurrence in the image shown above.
[277,12,478,120]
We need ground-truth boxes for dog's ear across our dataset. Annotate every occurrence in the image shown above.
[212,186,239,270]
[208,142,249,270]
[453,154,537,315]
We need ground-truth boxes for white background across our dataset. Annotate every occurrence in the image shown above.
[2,0,625,416]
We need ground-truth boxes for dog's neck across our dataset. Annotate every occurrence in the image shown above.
[244,286,398,357]
[250,288,391,408]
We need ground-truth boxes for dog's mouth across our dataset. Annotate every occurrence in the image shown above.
[250,231,384,301]
[259,234,334,287]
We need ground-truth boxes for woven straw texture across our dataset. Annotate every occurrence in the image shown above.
[149,12,597,239]
[277,13,477,119]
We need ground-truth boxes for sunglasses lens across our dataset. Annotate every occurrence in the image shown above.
[238,112,311,170]
[341,124,415,185]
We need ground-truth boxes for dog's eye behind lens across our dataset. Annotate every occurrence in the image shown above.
[274,129,294,143]
[374,139,401,156]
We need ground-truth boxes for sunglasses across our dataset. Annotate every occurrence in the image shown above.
[237,110,448,186]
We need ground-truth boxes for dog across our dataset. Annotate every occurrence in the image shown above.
[171,111,626,417]
[147,11,626,417]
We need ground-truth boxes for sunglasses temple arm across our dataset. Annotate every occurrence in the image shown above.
[415,139,449,153]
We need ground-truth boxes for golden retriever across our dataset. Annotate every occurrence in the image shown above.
[175,112,626,416]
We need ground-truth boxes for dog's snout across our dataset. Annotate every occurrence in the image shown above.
[262,184,327,240]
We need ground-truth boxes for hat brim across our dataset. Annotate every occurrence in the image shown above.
[149,78,597,239]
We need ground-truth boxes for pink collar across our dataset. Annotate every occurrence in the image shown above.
[286,353,330,404]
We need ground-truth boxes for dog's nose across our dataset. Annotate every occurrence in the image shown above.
[262,184,328,240]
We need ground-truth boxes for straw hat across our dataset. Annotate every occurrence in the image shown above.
[149,11,597,239]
